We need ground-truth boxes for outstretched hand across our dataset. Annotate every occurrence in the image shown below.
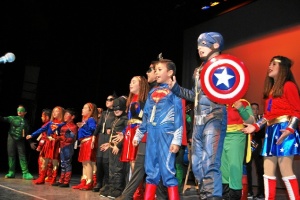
[241,123,255,134]
[26,135,32,140]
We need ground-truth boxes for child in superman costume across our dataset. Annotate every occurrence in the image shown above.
[133,58,183,200]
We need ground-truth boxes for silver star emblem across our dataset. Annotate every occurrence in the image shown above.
[214,68,234,88]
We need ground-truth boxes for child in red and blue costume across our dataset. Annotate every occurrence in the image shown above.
[114,76,149,200]
[243,56,300,200]
[34,109,55,182]
[26,106,65,184]
[72,103,98,190]
[133,58,183,200]
[52,108,78,187]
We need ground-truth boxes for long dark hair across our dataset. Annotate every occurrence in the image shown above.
[126,76,149,110]
[263,55,300,98]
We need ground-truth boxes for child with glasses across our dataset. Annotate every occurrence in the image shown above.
[100,96,128,198]
[92,95,116,193]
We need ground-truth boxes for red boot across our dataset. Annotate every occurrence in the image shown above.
[80,180,93,190]
[264,175,276,200]
[52,172,65,186]
[58,172,65,184]
[72,179,86,189]
[133,180,145,200]
[93,173,97,187]
[50,169,58,185]
[33,169,46,184]
[38,156,42,177]
[45,162,53,182]
[59,171,72,187]
[167,185,180,200]
[144,183,157,200]
[241,174,248,200]
[282,175,300,200]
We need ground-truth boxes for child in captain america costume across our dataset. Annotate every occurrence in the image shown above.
[169,32,227,199]
[52,108,78,187]
[0,105,33,180]
[133,58,183,200]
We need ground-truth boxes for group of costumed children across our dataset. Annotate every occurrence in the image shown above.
[2,57,188,200]
[3,31,300,200]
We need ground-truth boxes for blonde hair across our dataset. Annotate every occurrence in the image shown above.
[50,106,65,122]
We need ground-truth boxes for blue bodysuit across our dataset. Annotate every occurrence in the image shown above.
[134,83,183,187]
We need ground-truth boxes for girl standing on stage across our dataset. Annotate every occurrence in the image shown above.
[114,76,149,199]
[242,55,300,200]
[72,102,98,190]
[26,106,65,184]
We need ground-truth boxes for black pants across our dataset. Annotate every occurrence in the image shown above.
[96,156,109,188]
[109,151,126,192]
[246,142,264,195]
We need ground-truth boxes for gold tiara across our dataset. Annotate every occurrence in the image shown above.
[273,58,281,63]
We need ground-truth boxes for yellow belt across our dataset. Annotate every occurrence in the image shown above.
[226,124,251,163]
[127,119,142,125]
[227,124,244,132]
[80,137,92,143]
[267,115,290,126]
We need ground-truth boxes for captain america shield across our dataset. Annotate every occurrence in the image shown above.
[200,54,250,104]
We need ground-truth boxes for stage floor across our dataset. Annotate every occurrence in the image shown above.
[0,173,289,200]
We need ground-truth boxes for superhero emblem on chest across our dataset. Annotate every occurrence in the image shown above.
[151,88,170,103]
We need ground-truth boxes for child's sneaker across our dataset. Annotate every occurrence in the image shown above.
[23,172,33,180]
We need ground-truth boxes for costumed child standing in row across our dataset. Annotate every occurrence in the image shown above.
[114,76,149,199]
[100,96,128,199]
[52,108,78,187]
[26,106,65,184]
[133,58,183,200]
[1,105,33,180]
[242,55,300,200]
[92,95,116,193]
[221,99,255,200]
[72,102,98,190]
[32,108,54,182]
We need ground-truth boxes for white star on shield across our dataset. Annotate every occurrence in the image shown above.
[214,68,234,88]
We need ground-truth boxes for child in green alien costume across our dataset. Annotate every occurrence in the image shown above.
[0,105,33,180]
